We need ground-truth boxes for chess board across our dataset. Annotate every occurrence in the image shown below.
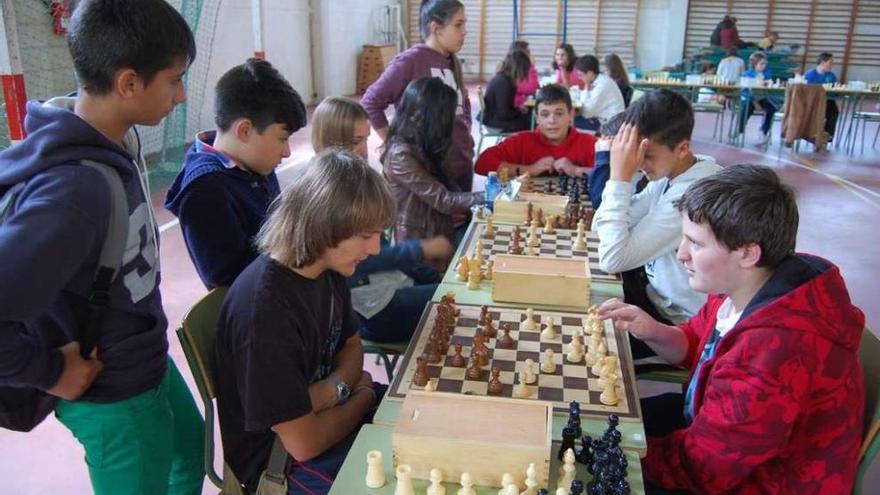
[388,302,640,420]
[522,174,590,198]
[461,223,621,283]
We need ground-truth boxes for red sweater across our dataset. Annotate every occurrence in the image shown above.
[474,128,596,176]
[644,254,865,494]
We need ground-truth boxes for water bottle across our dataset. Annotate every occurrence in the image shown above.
[485,171,501,212]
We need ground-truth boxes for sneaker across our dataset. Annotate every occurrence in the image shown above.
[756,131,770,145]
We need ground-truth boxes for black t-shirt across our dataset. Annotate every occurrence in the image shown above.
[214,254,358,490]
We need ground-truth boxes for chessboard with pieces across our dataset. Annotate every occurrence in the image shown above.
[458,221,621,284]
[388,298,640,420]
[523,173,591,200]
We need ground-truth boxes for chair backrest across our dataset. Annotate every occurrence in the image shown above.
[176,287,245,494]
[856,328,880,493]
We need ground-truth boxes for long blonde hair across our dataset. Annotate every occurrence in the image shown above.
[256,149,394,268]
[311,96,369,152]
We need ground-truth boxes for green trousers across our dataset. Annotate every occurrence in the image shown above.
[55,357,205,495]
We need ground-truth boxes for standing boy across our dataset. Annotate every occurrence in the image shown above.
[474,84,596,177]
[215,150,393,494]
[164,58,307,289]
[0,1,204,494]
[599,164,864,494]
[592,90,721,355]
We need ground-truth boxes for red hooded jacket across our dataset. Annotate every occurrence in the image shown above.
[643,254,865,494]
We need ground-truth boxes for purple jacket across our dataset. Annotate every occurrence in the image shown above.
[362,44,474,192]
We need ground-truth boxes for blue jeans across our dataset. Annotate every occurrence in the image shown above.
[359,284,437,342]
[285,383,387,494]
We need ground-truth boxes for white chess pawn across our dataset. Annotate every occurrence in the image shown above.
[503,484,521,495]
[566,336,584,364]
[543,216,556,235]
[395,464,414,495]
[573,220,587,250]
[428,468,446,495]
[475,242,484,264]
[424,378,437,392]
[524,244,537,256]
[523,359,538,384]
[365,450,386,488]
[524,308,537,330]
[555,488,568,495]
[513,372,531,399]
[498,473,515,495]
[556,448,576,491]
[540,317,557,339]
[541,348,557,374]
[457,472,476,495]
[528,222,540,248]
[486,216,496,237]
[523,463,539,495]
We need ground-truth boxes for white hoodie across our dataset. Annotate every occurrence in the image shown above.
[592,155,723,322]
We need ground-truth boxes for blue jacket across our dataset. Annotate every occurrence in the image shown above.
[588,150,610,210]
[0,97,168,401]
[164,131,280,289]
[804,68,837,85]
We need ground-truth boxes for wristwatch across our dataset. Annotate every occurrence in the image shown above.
[331,376,351,404]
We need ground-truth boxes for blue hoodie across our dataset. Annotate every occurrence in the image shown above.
[0,97,167,402]
[164,131,280,289]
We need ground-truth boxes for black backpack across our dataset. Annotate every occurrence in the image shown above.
[0,160,129,431]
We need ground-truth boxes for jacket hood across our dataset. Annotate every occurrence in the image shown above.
[0,97,136,185]
[737,254,864,352]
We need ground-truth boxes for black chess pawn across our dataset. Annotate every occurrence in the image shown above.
[576,435,593,465]
[544,181,553,194]
[607,414,619,427]
[605,463,625,483]
[570,479,585,495]
[559,425,578,461]
[557,174,566,196]
[582,174,590,195]
[537,490,549,495]
[615,454,628,471]
[586,480,605,495]
[611,479,630,495]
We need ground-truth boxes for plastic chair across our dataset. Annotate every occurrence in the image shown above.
[175,287,245,495]
[856,329,880,494]
[475,85,511,154]
[361,339,408,382]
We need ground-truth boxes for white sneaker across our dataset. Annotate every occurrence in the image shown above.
[756,131,770,145]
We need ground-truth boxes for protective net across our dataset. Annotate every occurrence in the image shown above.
[0,0,221,194]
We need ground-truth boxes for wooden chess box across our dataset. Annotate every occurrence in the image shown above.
[392,391,552,487]
[491,254,590,307]
[492,193,569,224]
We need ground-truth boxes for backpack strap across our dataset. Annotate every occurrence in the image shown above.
[77,160,129,357]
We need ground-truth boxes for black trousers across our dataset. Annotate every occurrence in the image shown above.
[825,100,839,138]
[621,267,673,359]
[640,393,693,495]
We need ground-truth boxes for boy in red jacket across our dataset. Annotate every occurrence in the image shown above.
[599,164,865,494]
[474,84,595,177]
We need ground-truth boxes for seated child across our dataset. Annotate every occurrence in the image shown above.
[508,40,539,108]
[573,55,625,132]
[215,150,392,494]
[740,51,778,145]
[481,48,532,132]
[716,46,745,84]
[165,58,307,288]
[311,96,453,342]
[553,43,584,88]
[382,77,484,243]
[598,164,865,494]
[592,90,721,352]
[475,84,596,177]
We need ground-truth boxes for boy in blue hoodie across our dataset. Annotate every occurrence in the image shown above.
[165,58,307,289]
[0,1,204,494]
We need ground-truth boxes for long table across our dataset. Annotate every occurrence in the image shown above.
[329,211,648,492]
[630,80,880,152]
